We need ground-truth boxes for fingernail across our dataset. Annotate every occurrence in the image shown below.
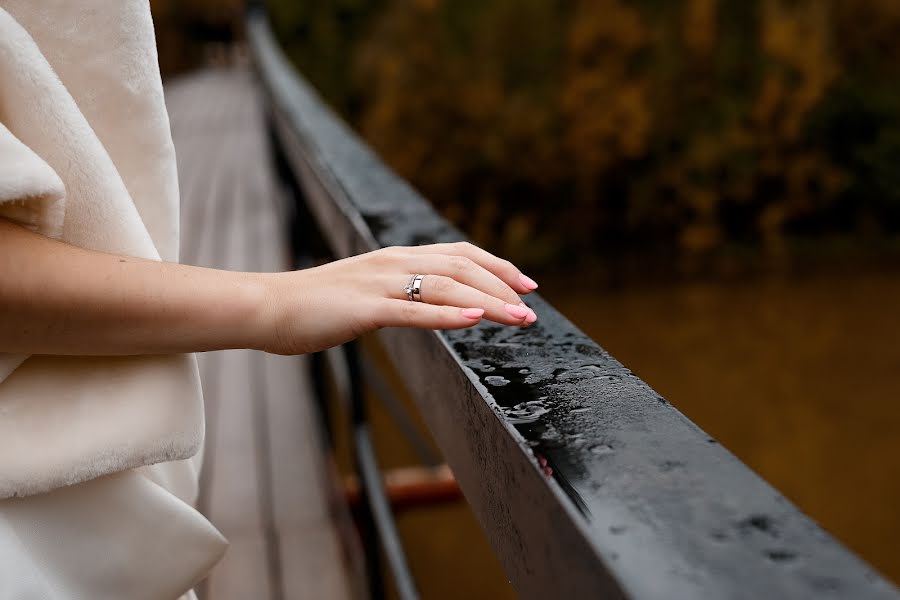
[519,273,538,290]
[461,308,485,319]
[504,303,529,319]
[525,309,538,324]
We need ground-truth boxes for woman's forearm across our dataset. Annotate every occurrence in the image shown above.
[0,218,269,355]
[1,218,538,358]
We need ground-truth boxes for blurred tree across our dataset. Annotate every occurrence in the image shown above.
[271,0,900,271]
[267,0,386,114]
[354,0,569,261]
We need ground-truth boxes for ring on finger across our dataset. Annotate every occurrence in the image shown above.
[404,274,426,302]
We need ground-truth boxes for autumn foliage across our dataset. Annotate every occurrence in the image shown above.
[270,0,900,268]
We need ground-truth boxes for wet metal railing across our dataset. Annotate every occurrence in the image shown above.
[246,8,900,600]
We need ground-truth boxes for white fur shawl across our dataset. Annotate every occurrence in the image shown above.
[0,1,226,597]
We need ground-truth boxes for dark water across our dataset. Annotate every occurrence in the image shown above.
[365,268,900,598]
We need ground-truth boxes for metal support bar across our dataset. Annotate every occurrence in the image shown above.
[344,342,421,600]
[344,465,461,512]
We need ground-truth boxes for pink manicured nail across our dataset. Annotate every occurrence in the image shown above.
[519,273,539,290]
[504,303,529,319]
[461,308,485,319]
[525,309,538,324]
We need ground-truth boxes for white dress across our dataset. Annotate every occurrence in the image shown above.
[0,1,227,597]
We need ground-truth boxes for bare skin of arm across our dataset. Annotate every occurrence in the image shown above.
[0,218,538,357]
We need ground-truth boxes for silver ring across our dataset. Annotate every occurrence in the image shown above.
[404,274,425,302]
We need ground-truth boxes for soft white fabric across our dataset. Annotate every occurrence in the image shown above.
[0,1,227,597]
[0,472,220,600]
[0,121,64,238]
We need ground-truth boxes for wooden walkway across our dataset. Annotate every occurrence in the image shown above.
[165,68,353,600]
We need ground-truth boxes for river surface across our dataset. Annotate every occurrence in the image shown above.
[365,268,900,598]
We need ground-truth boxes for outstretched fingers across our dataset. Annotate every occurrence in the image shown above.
[406,242,538,295]
[416,275,531,325]
[404,254,518,303]
[375,300,485,330]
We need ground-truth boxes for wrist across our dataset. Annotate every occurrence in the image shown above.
[201,269,274,352]
[240,271,279,352]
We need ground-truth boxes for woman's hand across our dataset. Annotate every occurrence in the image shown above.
[260,242,539,355]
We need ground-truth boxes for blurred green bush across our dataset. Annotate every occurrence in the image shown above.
[268,0,900,269]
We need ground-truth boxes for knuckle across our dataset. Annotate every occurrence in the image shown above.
[369,248,391,265]
[370,311,387,329]
[430,275,455,294]
[370,300,392,329]
[351,313,375,337]
[449,255,474,272]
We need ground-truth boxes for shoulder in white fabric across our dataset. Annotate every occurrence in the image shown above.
[2,0,182,262]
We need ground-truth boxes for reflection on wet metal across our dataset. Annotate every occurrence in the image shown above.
[450,322,627,521]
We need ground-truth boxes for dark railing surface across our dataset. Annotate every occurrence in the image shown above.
[247,9,900,600]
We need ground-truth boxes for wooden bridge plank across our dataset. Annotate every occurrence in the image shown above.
[247,93,354,599]
[202,152,272,597]
[167,68,352,600]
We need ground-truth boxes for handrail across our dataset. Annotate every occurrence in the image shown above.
[246,9,900,600]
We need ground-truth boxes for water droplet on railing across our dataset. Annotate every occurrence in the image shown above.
[485,375,509,386]
[502,400,549,424]
[658,460,684,472]
[709,530,729,542]
[541,427,562,441]
[554,364,621,383]
[737,514,779,538]
[766,549,797,564]
[590,443,615,456]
